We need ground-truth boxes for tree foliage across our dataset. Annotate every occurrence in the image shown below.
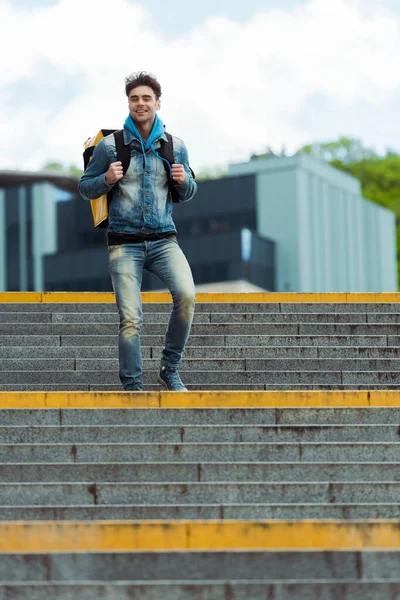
[196,167,228,181]
[42,161,83,178]
[297,137,400,288]
[297,136,378,165]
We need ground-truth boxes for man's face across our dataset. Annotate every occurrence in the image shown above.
[128,85,160,127]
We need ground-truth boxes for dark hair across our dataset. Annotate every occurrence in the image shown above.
[125,71,162,99]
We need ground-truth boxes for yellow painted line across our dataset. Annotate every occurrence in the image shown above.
[0,391,158,409]
[1,292,400,303]
[0,390,399,409]
[0,292,42,303]
[192,292,400,304]
[0,292,115,303]
[1,521,400,553]
[41,292,116,303]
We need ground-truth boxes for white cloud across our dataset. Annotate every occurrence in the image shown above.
[1,0,400,172]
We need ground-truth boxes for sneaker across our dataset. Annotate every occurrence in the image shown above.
[158,365,187,391]
[124,384,143,391]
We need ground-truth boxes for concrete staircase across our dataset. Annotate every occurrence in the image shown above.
[3,292,400,390]
[0,292,399,599]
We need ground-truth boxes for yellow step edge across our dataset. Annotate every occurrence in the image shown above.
[0,390,399,409]
[1,521,400,553]
[2,292,400,303]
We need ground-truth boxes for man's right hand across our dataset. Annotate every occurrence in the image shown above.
[105,161,124,185]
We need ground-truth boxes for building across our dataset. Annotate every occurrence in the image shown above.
[0,171,76,292]
[229,154,397,292]
[0,153,397,293]
[44,172,275,292]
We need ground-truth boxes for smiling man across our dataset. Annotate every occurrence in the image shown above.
[78,71,197,392]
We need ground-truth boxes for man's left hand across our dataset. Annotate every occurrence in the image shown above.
[171,164,187,185]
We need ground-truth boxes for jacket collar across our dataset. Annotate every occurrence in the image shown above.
[123,127,168,146]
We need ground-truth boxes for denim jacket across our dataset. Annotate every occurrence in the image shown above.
[78,128,197,235]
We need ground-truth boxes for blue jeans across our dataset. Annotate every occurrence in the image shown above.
[108,237,196,390]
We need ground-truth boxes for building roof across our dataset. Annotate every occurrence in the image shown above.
[0,170,79,194]
[228,153,361,194]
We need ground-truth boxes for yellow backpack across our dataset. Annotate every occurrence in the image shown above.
[83,129,126,228]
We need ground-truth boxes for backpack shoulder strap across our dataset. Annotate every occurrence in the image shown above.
[158,133,179,203]
[158,132,175,168]
[83,145,94,170]
[158,132,196,203]
[114,129,131,175]
[159,131,195,178]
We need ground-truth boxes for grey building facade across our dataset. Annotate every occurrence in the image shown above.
[0,170,275,293]
[44,173,275,292]
[0,172,68,292]
[230,154,398,292]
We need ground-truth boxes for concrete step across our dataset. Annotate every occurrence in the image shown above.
[6,383,400,391]
[6,311,400,324]
[1,462,400,483]
[6,370,400,385]
[5,322,400,336]
[0,335,228,347]
[0,482,399,505]
[0,581,399,599]
[71,334,396,348]
[0,311,371,324]
[53,311,400,324]
[2,300,400,313]
[0,384,279,391]
[2,407,400,426]
[2,334,394,348]
[0,371,343,385]
[0,312,213,324]
[5,345,400,359]
[1,550,399,581]
[1,424,398,443]
[0,503,399,520]
[0,442,398,463]
[5,358,400,373]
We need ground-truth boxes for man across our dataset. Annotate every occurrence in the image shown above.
[79,71,197,391]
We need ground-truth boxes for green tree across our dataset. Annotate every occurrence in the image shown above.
[42,161,83,178]
[68,164,84,178]
[298,136,378,164]
[195,167,228,181]
[297,138,400,287]
[42,161,64,172]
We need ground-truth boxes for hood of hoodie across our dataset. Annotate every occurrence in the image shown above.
[124,113,165,151]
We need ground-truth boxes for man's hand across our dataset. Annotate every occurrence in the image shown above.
[171,164,187,185]
[105,161,124,185]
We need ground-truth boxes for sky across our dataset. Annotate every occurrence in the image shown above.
[2,0,400,173]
